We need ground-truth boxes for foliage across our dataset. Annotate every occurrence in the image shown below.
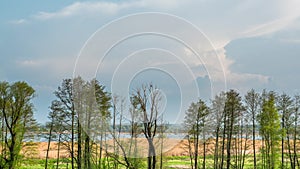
[3,78,300,169]
[0,81,37,169]
[183,99,210,169]
[258,92,281,169]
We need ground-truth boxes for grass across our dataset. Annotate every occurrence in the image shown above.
[18,154,286,169]
[20,158,70,169]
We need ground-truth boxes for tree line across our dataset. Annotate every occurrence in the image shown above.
[44,77,165,169]
[1,78,300,169]
[184,89,300,169]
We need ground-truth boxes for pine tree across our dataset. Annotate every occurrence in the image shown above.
[184,99,210,169]
[244,89,260,169]
[211,92,226,169]
[224,90,243,169]
[277,93,293,168]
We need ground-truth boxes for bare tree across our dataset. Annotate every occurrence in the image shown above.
[131,84,162,169]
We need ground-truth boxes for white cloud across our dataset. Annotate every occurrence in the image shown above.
[139,0,187,10]
[18,60,41,67]
[5,0,300,124]
[237,0,300,38]
[32,0,191,21]
[240,16,300,38]
[228,72,269,85]
[10,0,300,93]
[197,48,270,88]
[16,0,300,41]
[9,19,28,25]
[33,1,134,20]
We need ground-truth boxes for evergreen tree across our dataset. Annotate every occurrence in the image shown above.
[244,89,260,169]
[224,90,244,169]
[211,92,226,169]
[183,99,210,169]
[277,93,293,168]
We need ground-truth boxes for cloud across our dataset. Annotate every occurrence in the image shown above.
[18,60,42,67]
[9,19,28,25]
[236,0,300,38]
[4,0,300,122]
[33,1,134,20]
[228,72,270,85]
[14,0,300,44]
[204,48,270,88]
[240,16,299,38]
[30,0,187,21]
[139,0,187,10]
[224,33,300,94]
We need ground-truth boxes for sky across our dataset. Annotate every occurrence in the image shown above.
[1,0,300,124]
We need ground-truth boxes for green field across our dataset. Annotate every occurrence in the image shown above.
[19,155,273,169]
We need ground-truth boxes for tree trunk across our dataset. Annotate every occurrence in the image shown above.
[71,110,75,169]
[77,119,82,169]
[287,133,294,169]
[45,122,53,169]
[203,140,206,169]
[148,138,156,169]
[8,133,16,169]
[99,121,103,168]
[252,113,257,169]
[84,133,90,169]
[56,133,61,169]
[195,125,199,169]
[220,115,227,169]
[113,103,117,169]
[242,126,249,169]
[226,114,234,169]
[147,157,152,169]
[282,114,285,169]
[160,120,164,169]
[214,126,220,169]
[188,136,194,169]
[293,106,298,169]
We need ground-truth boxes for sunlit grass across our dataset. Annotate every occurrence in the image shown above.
[19,154,287,169]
